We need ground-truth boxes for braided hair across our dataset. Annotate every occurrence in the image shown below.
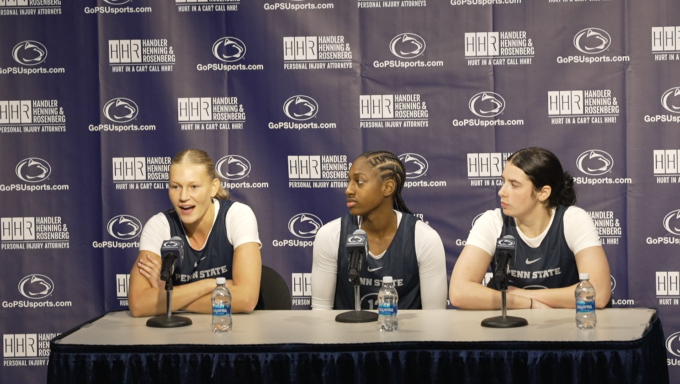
[359,151,413,215]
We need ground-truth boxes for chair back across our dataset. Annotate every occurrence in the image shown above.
[255,265,292,310]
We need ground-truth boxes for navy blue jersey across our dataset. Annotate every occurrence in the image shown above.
[163,200,235,286]
[489,205,579,290]
[334,213,422,310]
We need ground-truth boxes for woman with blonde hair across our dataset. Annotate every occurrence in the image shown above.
[129,149,261,316]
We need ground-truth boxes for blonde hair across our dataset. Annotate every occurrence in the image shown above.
[171,149,229,200]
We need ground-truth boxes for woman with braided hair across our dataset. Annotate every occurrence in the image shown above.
[450,147,611,309]
[311,151,448,310]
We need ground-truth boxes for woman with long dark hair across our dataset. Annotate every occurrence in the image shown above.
[450,147,611,309]
[311,151,447,310]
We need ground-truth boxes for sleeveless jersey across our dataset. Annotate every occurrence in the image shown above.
[333,213,422,310]
[163,200,235,286]
[489,205,579,290]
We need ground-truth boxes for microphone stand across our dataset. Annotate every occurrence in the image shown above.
[481,270,528,328]
[335,273,378,323]
[146,277,193,328]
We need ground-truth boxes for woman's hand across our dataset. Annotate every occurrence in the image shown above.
[507,286,553,309]
[138,253,163,288]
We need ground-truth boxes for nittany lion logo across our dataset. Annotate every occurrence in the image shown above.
[283,95,318,121]
[663,210,680,236]
[18,275,54,300]
[107,215,143,240]
[215,155,251,181]
[398,153,429,179]
[12,41,48,66]
[15,158,51,183]
[288,213,323,239]
[573,28,611,55]
[389,33,426,59]
[103,98,139,123]
[661,87,680,114]
[666,332,680,357]
[212,37,247,62]
[469,92,505,118]
[576,150,614,176]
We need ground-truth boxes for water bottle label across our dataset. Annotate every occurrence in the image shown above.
[576,300,595,313]
[378,303,397,316]
[212,304,231,317]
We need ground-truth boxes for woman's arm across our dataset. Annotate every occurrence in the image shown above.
[181,242,262,313]
[508,245,611,308]
[311,221,340,310]
[128,251,217,317]
[449,244,533,309]
[415,223,448,309]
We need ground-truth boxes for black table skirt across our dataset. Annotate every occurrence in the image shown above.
[48,313,669,384]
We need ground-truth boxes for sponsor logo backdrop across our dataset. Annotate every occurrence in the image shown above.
[1,0,679,382]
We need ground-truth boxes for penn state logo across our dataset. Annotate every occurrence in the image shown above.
[103,0,131,4]
[398,153,428,179]
[288,213,323,239]
[12,41,48,66]
[103,98,139,123]
[283,95,318,121]
[573,28,611,55]
[215,155,251,181]
[498,238,515,247]
[390,33,426,59]
[666,332,680,357]
[348,235,364,244]
[469,92,505,118]
[18,275,54,300]
[162,240,181,248]
[107,215,143,240]
[576,150,614,176]
[663,209,680,236]
[15,158,51,183]
[610,275,616,293]
[212,37,247,63]
[661,87,680,114]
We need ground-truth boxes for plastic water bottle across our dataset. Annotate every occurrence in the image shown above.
[575,273,596,329]
[212,277,232,332]
[378,276,398,332]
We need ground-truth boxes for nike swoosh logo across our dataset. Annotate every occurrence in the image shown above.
[367,266,383,272]
[525,258,541,265]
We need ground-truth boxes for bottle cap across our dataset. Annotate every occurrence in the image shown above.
[579,273,589,280]
[383,276,393,284]
[216,277,226,285]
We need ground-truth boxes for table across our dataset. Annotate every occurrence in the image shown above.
[48,308,669,384]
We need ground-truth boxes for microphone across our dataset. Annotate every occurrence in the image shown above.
[160,236,184,282]
[493,235,516,290]
[346,229,368,284]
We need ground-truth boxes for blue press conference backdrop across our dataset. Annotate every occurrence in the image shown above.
[1,0,680,382]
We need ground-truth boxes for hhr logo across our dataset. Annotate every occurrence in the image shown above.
[103,98,139,123]
[283,95,318,121]
[390,33,426,59]
[398,153,428,179]
[288,213,323,239]
[661,87,680,114]
[107,215,142,240]
[576,150,614,176]
[469,92,505,118]
[212,37,246,62]
[215,155,251,180]
[573,28,611,55]
[12,41,48,66]
[15,158,51,183]
[18,275,54,300]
